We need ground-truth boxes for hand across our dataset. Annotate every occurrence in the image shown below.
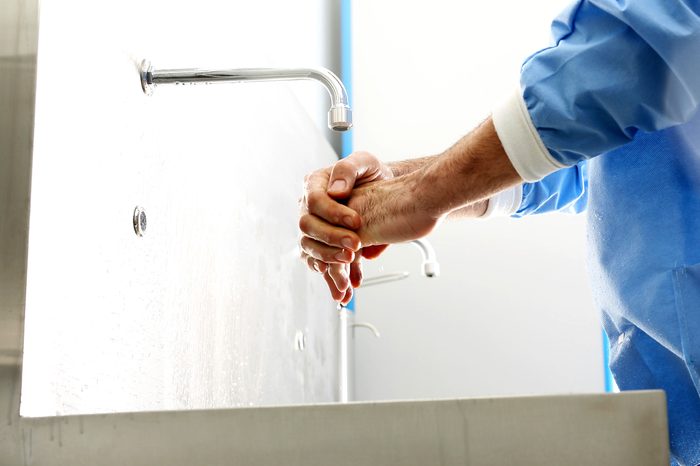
[299,152,392,304]
[345,118,520,245]
[347,170,442,247]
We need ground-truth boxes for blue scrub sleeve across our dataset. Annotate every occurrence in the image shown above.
[513,162,588,217]
[522,0,700,166]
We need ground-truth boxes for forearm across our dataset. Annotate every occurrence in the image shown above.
[418,118,522,217]
[387,155,439,177]
[343,118,521,246]
[355,154,487,220]
[389,155,489,218]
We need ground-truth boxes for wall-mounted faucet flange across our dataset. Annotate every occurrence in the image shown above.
[140,60,154,96]
[133,206,147,237]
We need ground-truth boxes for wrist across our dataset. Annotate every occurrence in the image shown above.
[402,154,457,221]
[445,199,489,220]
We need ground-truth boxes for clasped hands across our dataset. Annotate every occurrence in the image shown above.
[298,119,516,304]
[298,151,442,305]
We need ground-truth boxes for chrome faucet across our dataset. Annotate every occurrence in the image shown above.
[411,239,440,278]
[341,240,438,401]
[139,60,352,131]
[361,239,440,287]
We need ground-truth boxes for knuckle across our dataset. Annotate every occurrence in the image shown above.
[327,231,342,247]
[306,256,316,271]
[356,151,376,164]
[321,230,335,246]
[298,215,312,233]
[303,171,323,192]
[334,159,352,172]
[306,191,323,211]
[322,249,337,262]
[330,263,345,277]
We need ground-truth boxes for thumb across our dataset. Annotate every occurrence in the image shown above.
[327,152,383,199]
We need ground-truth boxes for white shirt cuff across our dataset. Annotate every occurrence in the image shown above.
[481,185,523,218]
[492,89,567,182]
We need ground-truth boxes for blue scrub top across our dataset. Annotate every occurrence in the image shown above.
[513,1,700,463]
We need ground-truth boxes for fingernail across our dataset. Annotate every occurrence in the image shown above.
[329,179,347,193]
[335,250,350,261]
[313,262,321,273]
[341,237,354,249]
[343,216,357,228]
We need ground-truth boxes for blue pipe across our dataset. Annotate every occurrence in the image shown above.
[340,0,353,160]
[602,329,614,392]
[340,0,355,312]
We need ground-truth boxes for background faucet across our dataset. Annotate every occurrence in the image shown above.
[140,60,352,131]
[361,239,440,287]
[411,239,440,278]
[342,239,439,402]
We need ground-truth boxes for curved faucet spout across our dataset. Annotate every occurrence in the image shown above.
[139,60,352,132]
[411,239,440,278]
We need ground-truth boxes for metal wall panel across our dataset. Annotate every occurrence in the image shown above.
[0,0,38,365]
[16,0,340,416]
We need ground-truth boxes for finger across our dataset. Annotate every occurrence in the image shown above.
[361,244,389,260]
[300,249,329,274]
[305,255,329,275]
[301,236,355,263]
[349,252,363,288]
[299,214,362,250]
[305,190,360,229]
[328,263,350,293]
[340,286,354,306]
[315,260,328,274]
[303,252,319,272]
[299,249,316,272]
[322,269,345,302]
[327,152,388,198]
[302,170,329,197]
[302,169,359,227]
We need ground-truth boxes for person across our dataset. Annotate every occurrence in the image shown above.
[298,0,700,463]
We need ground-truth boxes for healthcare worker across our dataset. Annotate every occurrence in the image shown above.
[298,0,700,463]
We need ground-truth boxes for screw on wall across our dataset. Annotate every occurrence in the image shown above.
[133,207,147,237]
